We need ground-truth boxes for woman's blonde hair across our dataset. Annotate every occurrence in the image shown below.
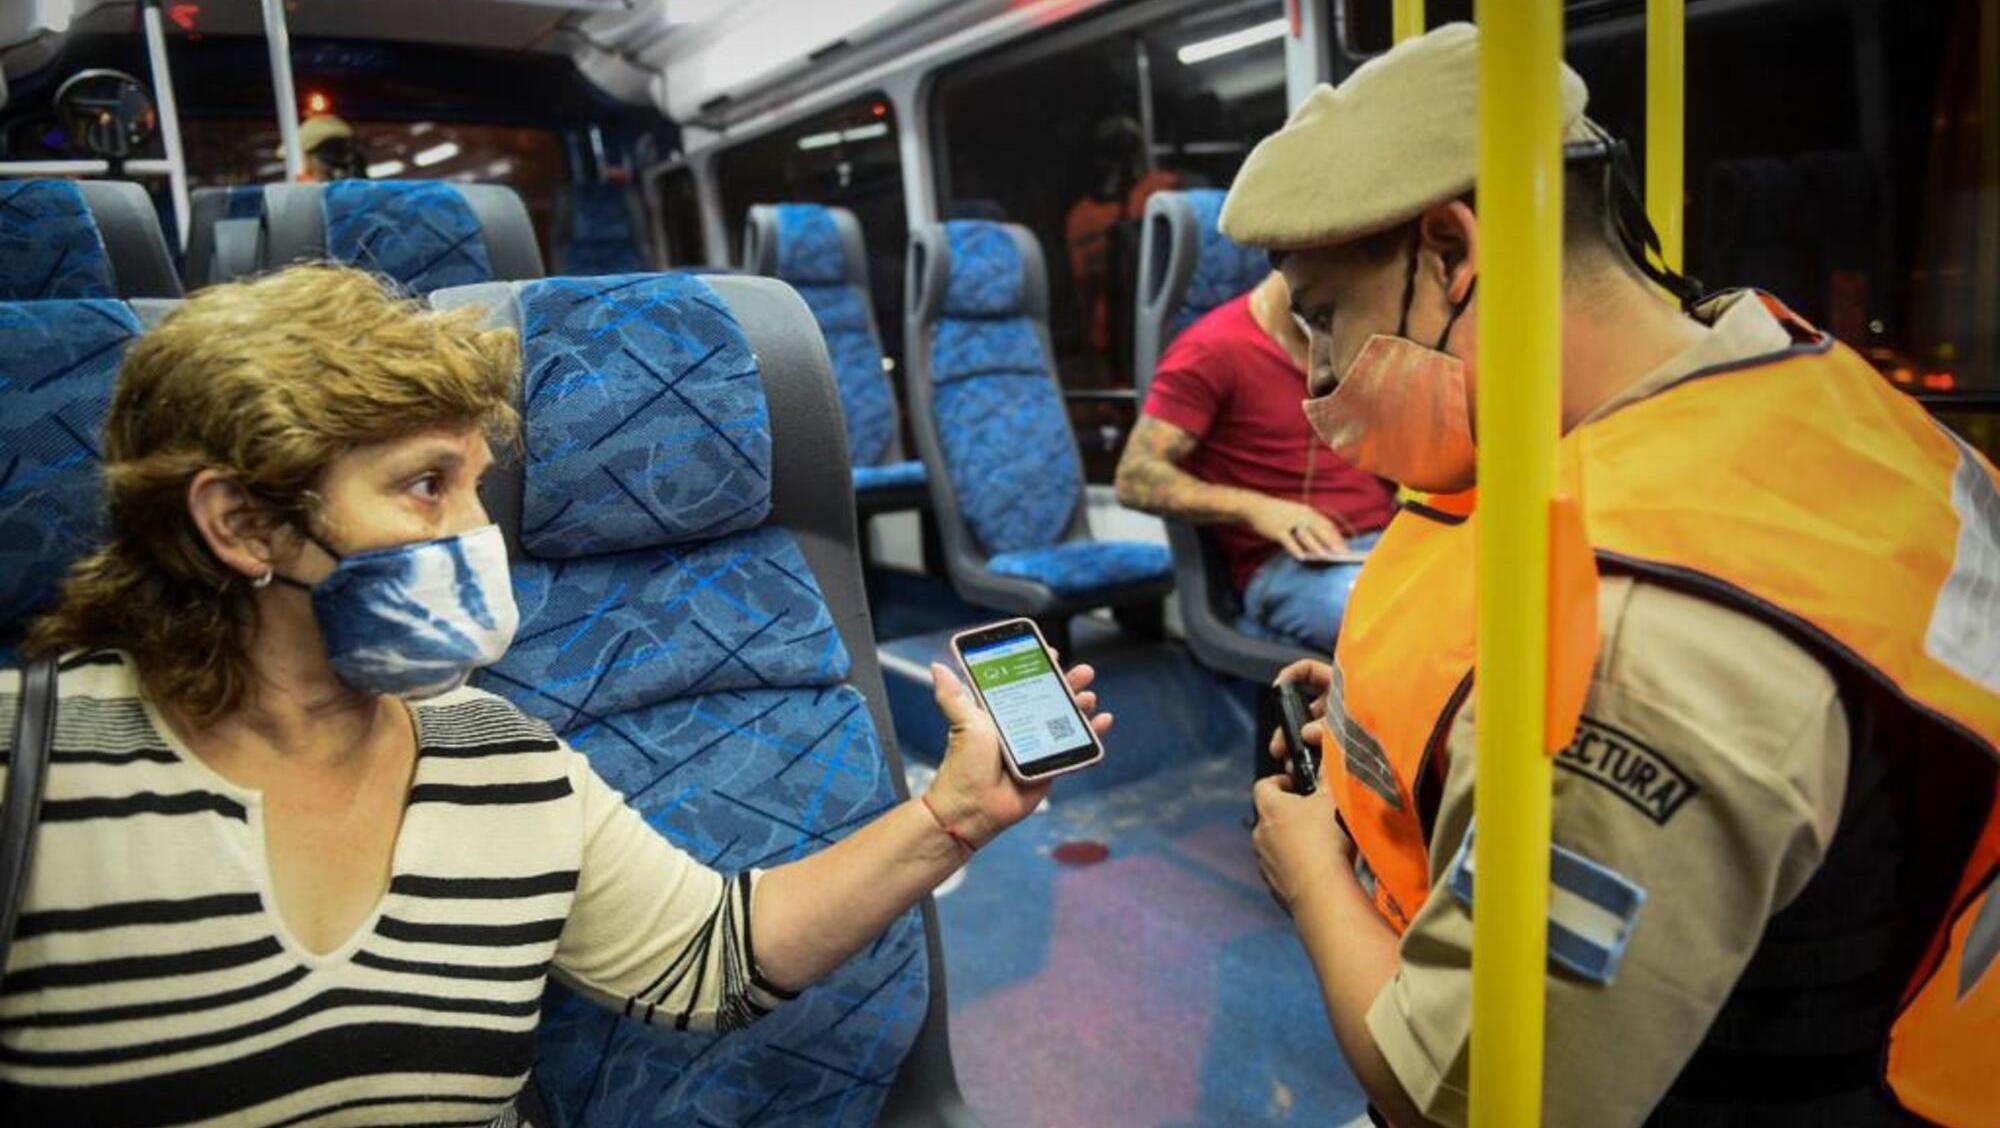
[26,264,521,721]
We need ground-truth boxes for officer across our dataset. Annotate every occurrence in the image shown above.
[280,114,366,183]
[1235,23,1998,1128]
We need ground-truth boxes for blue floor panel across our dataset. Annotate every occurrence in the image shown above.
[930,754,1367,1128]
[865,568,1364,1127]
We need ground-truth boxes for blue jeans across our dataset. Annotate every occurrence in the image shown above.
[1239,531,1382,654]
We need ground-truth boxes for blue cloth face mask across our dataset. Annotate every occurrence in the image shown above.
[275,523,519,699]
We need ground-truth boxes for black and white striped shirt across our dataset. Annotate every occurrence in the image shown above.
[0,652,787,1127]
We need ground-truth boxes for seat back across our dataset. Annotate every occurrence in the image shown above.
[431,272,958,1127]
[0,298,174,659]
[186,185,266,287]
[905,220,1089,564]
[0,180,182,301]
[1133,189,1267,383]
[554,183,651,276]
[1132,189,1311,683]
[262,180,544,292]
[746,203,902,471]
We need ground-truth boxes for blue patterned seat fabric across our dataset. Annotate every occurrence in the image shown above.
[1165,189,1268,344]
[928,221,1170,592]
[930,221,1080,555]
[323,180,495,293]
[223,184,264,220]
[0,181,117,300]
[988,541,1173,597]
[851,459,926,493]
[769,204,908,481]
[0,300,143,657]
[560,184,650,276]
[471,273,927,1127]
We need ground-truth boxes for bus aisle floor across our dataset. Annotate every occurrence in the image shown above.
[871,573,1369,1126]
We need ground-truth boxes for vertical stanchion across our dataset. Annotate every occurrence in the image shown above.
[1393,0,1425,44]
[1977,0,1998,382]
[1647,0,1686,270]
[261,0,304,182]
[140,1,190,251]
[1469,1,1563,1126]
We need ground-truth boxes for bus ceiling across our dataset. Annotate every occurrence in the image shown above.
[0,0,1070,128]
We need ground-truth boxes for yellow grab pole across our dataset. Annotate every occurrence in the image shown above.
[1646,0,1686,270]
[1391,0,1427,508]
[1393,0,1425,44]
[1470,1,1563,1126]
[1977,0,1998,381]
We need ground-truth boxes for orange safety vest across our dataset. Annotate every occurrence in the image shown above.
[1326,302,1999,1124]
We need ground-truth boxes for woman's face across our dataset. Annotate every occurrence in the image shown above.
[308,426,495,559]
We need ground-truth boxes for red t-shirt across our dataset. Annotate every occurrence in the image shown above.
[1141,294,1397,592]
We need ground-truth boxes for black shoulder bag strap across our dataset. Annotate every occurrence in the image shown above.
[0,656,57,986]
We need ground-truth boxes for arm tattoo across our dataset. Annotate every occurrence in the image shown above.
[1115,416,1276,526]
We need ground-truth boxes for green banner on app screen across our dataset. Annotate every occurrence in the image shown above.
[969,646,1054,690]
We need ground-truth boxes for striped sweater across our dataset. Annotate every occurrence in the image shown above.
[0,652,789,1127]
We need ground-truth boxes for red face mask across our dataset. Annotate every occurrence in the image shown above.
[1301,331,1474,492]
[1300,237,1477,492]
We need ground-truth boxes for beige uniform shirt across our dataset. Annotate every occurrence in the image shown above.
[1365,293,1850,1127]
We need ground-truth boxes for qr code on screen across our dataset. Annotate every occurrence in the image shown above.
[1045,716,1074,742]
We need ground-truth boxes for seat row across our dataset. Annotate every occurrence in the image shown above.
[185,179,650,290]
[747,192,1315,680]
[2,174,1309,681]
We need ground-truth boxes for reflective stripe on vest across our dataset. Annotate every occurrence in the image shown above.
[1326,309,2000,1125]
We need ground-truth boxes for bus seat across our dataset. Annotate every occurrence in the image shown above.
[185,185,265,287]
[208,219,263,286]
[261,180,544,292]
[905,220,1173,627]
[0,298,155,660]
[0,180,182,301]
[429,272,976,1128]
[746,202,928,515]
[1133,189,1316,683]
[553,183,651,276]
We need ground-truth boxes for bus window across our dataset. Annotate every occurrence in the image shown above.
[181,119,568,264]
[715,93,907,367]
[934,0,1286,482]
[657,165,707,267]
[1345,0,1996,459]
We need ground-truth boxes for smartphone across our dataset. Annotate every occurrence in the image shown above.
[1276,680,1321,795]
[950,618,1105,782]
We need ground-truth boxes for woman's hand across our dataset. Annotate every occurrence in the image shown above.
[1252,773,1356,916]
[923,659,1112,848]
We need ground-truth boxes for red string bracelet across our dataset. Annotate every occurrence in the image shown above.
[919,793,980,855]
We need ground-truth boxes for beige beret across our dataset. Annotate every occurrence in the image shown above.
[279,115,354,159]
[1220,22,1592,250]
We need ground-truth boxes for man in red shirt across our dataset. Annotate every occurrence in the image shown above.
[1116,271,1396,651]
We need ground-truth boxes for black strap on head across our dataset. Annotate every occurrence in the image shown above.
[1394,232,1421,340]
[1565,125,1705,310]
[1395,229,1478,351]
[268,524,343,592]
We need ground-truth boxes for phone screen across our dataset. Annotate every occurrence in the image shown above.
[960,629,1097,774]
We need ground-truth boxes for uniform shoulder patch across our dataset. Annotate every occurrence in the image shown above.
[1555,717,1698,825]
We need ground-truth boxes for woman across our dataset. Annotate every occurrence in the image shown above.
[0,265,1110,1125]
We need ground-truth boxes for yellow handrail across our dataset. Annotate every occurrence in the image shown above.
[1470,1,1563,1125]
[1393,0,1425,44]
[1646,0,1686,271]
[1391,0,1428,509]
[1977,0,1998,380]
